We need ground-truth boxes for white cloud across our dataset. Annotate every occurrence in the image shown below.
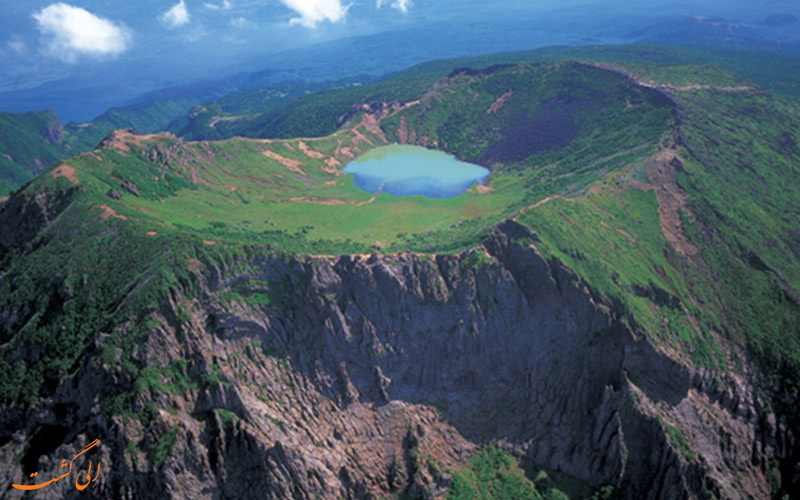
[377,0,411,13]
[203,0,232,11]
[160,0,191,29]
[230,17,257,29]
[32,3,130,62]
[280,0,349,28]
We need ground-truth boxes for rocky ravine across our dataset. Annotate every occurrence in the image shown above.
[0,219,794,499]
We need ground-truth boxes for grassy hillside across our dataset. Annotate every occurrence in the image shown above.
[168,77,374,141]
[3,50,798,412]
[0,59,677,407]
[171,50,622,142]
[514,80,800,428]
[443,446,618,500]
[0,109,66,195]
[0,99,210,196]
[41,62,671,255]
[8,56,799,404]
[534,45,800,103]
[169,45,800,144]
[0,79,372,196]
[3,44,797,198]
[63,96,210,154]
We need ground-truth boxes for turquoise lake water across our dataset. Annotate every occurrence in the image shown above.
[343,145,490,199]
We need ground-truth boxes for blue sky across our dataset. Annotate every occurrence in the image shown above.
[0,0,438,77]
[1,0,798,121]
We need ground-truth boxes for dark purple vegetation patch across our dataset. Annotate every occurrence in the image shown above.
[479,99,581,165]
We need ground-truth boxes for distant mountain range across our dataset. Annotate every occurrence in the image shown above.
[2,1,799,123]
[4,42,800,197]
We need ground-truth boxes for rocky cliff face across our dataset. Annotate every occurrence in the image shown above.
[0,219,791,499]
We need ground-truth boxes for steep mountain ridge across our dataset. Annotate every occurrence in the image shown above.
[0,54,799,499]
[0,216,783,499]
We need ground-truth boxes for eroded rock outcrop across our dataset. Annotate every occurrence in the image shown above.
[0,221,793,499]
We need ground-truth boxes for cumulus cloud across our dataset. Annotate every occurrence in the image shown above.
[203,0,232,11]
[280,0,349,28]
[377,0,411,14]
[160,0,191,28]
[32,3,130,62]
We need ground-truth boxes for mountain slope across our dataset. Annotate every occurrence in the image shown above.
[19,62,671,255]
[0,101,204,198]
[0,110,68,196]
[0,76,378,198]
[0,53,798,500]
[169,45,800,144]
[4,44,797,199]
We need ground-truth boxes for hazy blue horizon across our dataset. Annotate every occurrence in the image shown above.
[1,0,798,122]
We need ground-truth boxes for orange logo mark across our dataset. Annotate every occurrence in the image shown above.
[12,439,101,491]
